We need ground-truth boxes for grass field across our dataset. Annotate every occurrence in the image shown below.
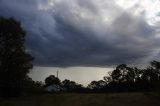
[0,92,160,106]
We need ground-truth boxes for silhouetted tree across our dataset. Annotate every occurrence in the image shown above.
[150,61,160,80]
[103,76,112,84]
[45,75,61,86]
[23,76,44,94]
[88,80,106,91]
[0,17,33,97]
[111,64,135,83]
[151,61,160,70]
[62,79,84,92]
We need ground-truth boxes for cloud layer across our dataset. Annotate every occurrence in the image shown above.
[0,0,160,67]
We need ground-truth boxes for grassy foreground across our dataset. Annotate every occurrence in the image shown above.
[0,92,160,106]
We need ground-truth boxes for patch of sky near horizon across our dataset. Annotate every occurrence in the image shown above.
[28,67,113,86]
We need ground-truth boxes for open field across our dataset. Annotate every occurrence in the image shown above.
[0,92,160,106]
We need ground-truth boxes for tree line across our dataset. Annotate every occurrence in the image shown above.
[88,62,160,92]
[0,17,160,97]
[43,61,160,93]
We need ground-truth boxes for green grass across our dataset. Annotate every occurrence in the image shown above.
[0,92,160,106]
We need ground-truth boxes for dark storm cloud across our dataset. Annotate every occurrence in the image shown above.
[0,0,160,67]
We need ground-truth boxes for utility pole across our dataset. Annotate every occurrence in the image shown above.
[56,70,59,78]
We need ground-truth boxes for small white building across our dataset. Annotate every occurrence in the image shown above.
[45,84,62,92]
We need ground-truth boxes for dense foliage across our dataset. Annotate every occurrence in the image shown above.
[0,17,33,97]
[87,61,160,92]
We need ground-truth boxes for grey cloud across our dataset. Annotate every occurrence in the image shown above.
[0,0,160,67]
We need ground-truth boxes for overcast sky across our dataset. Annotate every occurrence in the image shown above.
[0,0,160,67]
